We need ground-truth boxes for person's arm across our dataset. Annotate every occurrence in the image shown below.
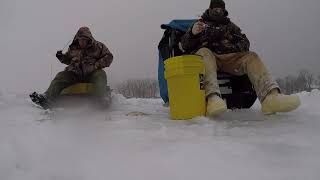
[95,42,114,69]
[56,49,72,65]
[180,21,204,53]
[230,22,250,52]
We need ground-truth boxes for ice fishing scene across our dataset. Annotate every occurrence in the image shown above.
[1,0,320,179]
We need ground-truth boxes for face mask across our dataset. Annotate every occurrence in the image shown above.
[208,8,225,17]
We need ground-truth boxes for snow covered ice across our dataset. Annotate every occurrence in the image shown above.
[1,90,320,180]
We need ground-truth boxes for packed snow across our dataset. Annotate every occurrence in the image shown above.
[1,90,320,180]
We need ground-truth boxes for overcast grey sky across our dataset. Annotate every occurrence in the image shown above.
[1,0,320,93]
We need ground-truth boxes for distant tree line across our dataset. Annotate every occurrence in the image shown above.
[116,79,159,98]
[115,70,319,99]
[276,70,320,94]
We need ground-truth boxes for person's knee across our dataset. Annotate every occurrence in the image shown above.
[54,71,76,81]
[196,48,217,68]
[55,71,68,78]
[92,70,107,78]
[244,51,263,66]
[246,52,260,61]
[248,51,259,58]
[196,48,214,57]
[91,70,107,83]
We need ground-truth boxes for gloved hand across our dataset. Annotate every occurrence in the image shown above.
[203,25,226,41]
[94,61,101,69]
[192,21,206,35]
[83,64,96,76]
[56,50,63,59]
[65,57,81,74]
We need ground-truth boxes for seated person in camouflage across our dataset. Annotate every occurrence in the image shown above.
[30,27,113,109]
[180,0,301,117]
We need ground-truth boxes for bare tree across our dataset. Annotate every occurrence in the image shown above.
[276,78,285,92]
[295,70,308,92]
[284,75,296,94]
[116,79,159,98]
[276,70,317,93]
[305,71,314,91]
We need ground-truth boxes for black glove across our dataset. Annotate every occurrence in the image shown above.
[56,50,63,59]
[83,64,96,76]
[203,25,226,41]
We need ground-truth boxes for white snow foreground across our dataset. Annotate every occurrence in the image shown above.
[1,90,320,180]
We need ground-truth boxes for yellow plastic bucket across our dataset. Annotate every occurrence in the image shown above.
[60,83,95,95]
[164,55,206,120]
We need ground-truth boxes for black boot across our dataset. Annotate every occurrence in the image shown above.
[29,92,52,110]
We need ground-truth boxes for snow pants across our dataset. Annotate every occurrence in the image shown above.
[44,70,107,100]
[196,48,279,102]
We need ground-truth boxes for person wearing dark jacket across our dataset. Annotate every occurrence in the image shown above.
[30,27,113,109]
[180,0,300,117]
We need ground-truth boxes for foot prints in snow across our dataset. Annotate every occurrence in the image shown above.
[0,90,320,180]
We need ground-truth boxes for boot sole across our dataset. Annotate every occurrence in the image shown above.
[206,106,227,118]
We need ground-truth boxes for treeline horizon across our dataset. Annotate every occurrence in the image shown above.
[114,70,320,98]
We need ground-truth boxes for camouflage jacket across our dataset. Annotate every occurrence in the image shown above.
[181,10,250,54]
[57,27,113,77]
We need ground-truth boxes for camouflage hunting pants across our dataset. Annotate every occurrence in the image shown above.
[196,48,279,102]
[44,70,107,100]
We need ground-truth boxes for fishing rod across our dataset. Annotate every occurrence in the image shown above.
[50,39,72,80]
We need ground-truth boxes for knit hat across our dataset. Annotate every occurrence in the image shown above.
[210,0,225,9]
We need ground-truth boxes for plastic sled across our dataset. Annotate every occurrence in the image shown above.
[55,83,112,109]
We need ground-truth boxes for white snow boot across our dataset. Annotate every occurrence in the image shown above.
[206,94,227,118]
[261,89,301,115]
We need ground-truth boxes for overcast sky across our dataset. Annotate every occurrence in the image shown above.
[1,0,320,93]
